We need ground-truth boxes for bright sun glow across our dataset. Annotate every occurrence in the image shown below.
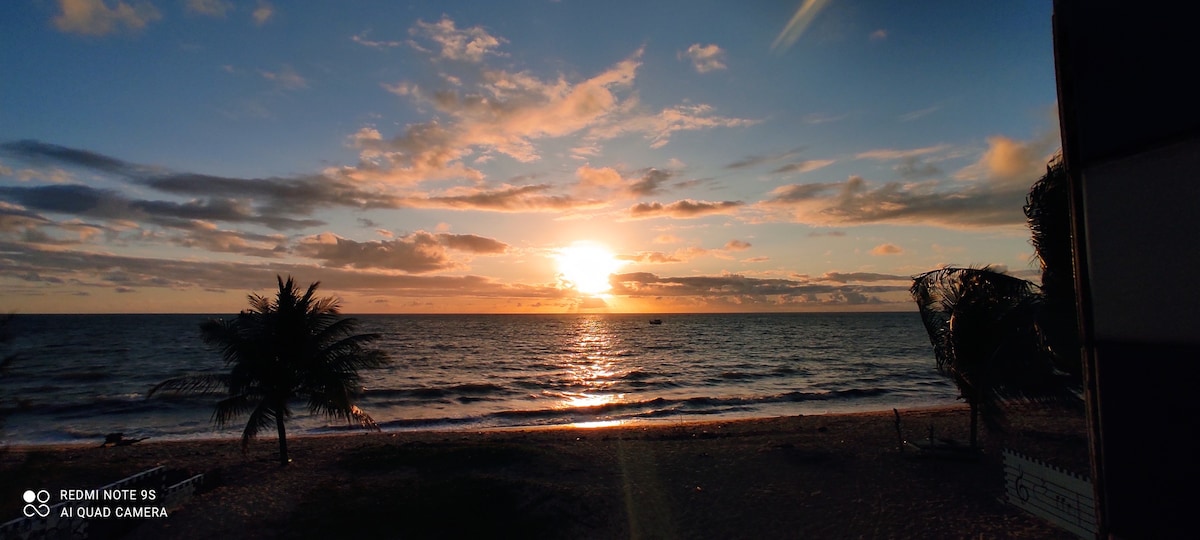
[555,242,625,295]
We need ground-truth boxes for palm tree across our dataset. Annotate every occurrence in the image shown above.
[150,276,388,465]
[910,267,1071,448]
[1024,156,1082,379]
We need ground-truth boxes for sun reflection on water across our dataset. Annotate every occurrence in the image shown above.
[572,419,625,429]
[557,317,625,419]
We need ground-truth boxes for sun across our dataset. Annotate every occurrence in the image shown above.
[555,242,625,296]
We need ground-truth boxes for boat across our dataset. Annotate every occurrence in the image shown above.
[648,319,663,325]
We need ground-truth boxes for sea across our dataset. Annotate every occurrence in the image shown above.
[0,312,960,446]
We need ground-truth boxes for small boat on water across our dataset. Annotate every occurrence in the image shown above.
[648,319,663,325]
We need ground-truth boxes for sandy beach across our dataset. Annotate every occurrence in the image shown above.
[1,404,1088,539]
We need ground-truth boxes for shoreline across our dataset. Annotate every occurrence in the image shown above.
[2,403,1088,538]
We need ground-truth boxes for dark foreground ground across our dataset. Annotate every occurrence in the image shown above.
[1,404,1089,539]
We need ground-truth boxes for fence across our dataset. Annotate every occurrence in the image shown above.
[1003,448,1097,539]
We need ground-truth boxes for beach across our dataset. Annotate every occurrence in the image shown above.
[1,404,1088,539]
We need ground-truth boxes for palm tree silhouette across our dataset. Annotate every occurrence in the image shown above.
[150,276,388,465]
[1024,156,1082,379]
[910,267,1071,448]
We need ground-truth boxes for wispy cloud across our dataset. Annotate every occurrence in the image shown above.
[724,148,804,169]
[409,16,506,62]
[897,105,939,122]
[259,65,307,90]
[252,1,273,26]
[351,31,403,49]
[680,43,727,73]
[619,239,751,264]
[186,0,232,17]
[803,112,846,125]
[818,272,909,283]
[772,159,835,175]
[856,144,950,161]
[53,0,161,36]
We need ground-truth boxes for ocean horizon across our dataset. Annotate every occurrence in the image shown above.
[0,312,959,446]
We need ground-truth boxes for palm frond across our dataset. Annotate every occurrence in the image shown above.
[212,393,255,428]
[147,374,231,397]
[240,401,277,451]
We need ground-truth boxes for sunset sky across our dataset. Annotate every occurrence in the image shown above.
[0,0,1061,314]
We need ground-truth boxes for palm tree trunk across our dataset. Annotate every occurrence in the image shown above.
[276,406,289,466]
[969,400,979,450]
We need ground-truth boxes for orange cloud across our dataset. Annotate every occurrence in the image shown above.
[54,0,161,36]
[410,17,506,62]
[870,243,904,255]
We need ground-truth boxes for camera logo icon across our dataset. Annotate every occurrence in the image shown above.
[22,490,50,518]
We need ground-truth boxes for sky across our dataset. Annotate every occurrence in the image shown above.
[0,0,1062,314]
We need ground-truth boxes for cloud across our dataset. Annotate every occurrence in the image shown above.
[761,132,1058,229]
[352,31,403,49]
[259,66,307,90]
[894,156,942,180]
[609,271,904,306]
[856,145,950,161]
[870,243,904,255]
[436,232,509,254]
[592,103,756,150]
[629,199,744,219]
[680,43,727,73]
[296,230,506,272]
[574,166,672,199]
[772,159,835,175]
[411,184,600,213]
[357,50,644,179]
[171,221,288,258]
[897,106,939,122]
[574,165,624,192]
[187,0,231,17]
[53,0,161,36]
[818,272,909,283]
[772,0,832,53]
[724,239,751,251]
[956,135,1048,186]
[724,148,804,169]
[762,174,1025,228]
[409,16,506,62]
[1,140,615,223]
[618,241,746,265]
[252,1,272,25]
[618,251,682,264]
[803,112,846,125]
[0,183,325,230]
[869,29,888,41]
[0,240,560,300]
[351,20,752,184]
